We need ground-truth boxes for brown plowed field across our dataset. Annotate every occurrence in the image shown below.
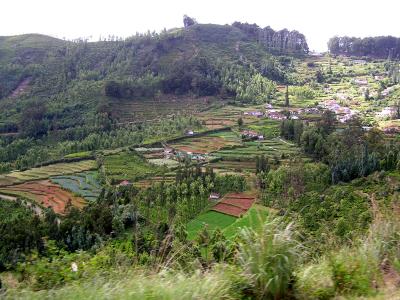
[0,180,86,214]
[212,203,246,217]
[211,193,256,217]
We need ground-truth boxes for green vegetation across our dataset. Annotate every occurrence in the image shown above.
[223,205,269,238]
[103,151,162,183]
[0,160,96,184]
[50,172,101,201]
[187,211,237,239]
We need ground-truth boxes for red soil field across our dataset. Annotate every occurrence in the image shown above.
[220,197,254,210]
[1,180,86,214]
[211,193,256,217]
[212,203,247,217]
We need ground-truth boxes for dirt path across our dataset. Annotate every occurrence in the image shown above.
[10,77,31,98]
[0,193,17,201]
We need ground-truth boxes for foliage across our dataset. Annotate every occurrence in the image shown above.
[0,201,44,269]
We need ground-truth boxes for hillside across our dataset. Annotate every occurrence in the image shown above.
[1,19,400,300]
[0,23,308,132]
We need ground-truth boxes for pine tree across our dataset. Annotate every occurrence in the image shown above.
[285,85,290,107]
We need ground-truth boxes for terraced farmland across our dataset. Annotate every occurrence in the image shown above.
[0,180,86,214]
[110,97,214,124]
[0,160,97,186]
[133,174,176,189]
[197,104,262,129]
[50,172,101,201]
[214,138,301,160]
[170,130,241,154]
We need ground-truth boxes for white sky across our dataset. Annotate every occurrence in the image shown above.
[1,0,399,51]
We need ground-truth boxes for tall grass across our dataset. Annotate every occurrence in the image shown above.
[4,269,234,300]
[237,220,303,299]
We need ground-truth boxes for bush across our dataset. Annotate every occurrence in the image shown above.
[237,220,303,299]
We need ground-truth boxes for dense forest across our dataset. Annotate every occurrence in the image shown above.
[328,35,400,58]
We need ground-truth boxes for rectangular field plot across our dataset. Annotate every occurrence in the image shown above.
[0,180,86,214]
[133,173,176,189]
[187,211,237,240]
[3,160,97,183]
[213,138,301,161]
[110,97,215,124]
[50,172,101,201]
[104,151,162,182]
[170,130,241,154]
[212,193,256,217]
[222,205,269,238]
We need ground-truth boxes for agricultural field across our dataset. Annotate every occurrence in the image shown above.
[213,137,302,162]
[0,160,97,186]
[64,151,93,159]
[0,180,86,214]
[212,193,256,217]
[197,104,264,129]
[110,96,217,124]
[104,150,162,183]
[50,171,101,201]
[222,205,269,238]
[186,211,237,240]
[169,130,241,154]
[187,204,269,240]
[246,119,281,139]
[148,158,180,168]
[133,173,176,189]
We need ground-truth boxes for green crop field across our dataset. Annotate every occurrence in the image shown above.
[170,130,241,154]
[104,151,162,182]
[1,160,97,183]
[187,205,270,240]
[222,205,269,238]
[187,211,237,240]
[50,171,101,201]
[214,138,301,161]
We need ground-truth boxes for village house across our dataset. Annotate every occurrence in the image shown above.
[209,193,220,200]
[186,130,194,136]
[164,147,174,159]
[265,110,286,120]
[117,180,131,187]
[382,86,396,97]
[244,111,264,117]
[241,130,264,140]
[352,59,366,65]
[376,107,397,119]
[353,78,368,86]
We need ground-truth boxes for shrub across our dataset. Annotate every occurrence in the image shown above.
[237,220,303,299]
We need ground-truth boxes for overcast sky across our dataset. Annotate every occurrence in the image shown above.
[1,0,399,51]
